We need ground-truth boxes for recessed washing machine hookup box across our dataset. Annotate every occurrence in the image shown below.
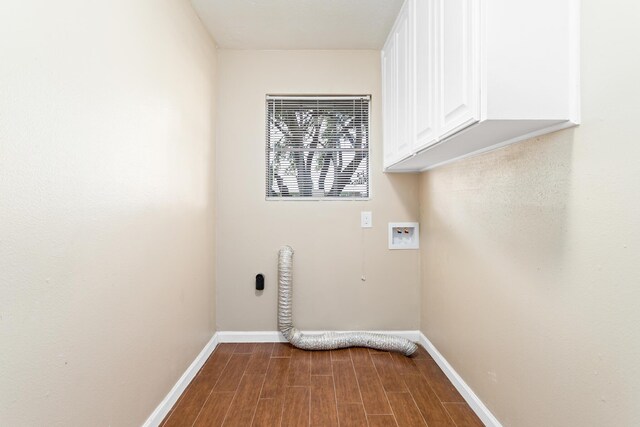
[388,222,419,250]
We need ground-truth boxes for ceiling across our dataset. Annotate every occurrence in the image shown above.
[191,0,404,49]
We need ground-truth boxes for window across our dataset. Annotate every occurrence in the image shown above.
[266,95,370,199]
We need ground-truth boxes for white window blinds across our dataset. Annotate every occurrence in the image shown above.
[266,95,370,199]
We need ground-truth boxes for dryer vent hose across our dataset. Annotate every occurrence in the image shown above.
[277,245,417,357]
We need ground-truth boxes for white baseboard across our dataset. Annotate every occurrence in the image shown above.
[216,330,422,343]
[216,330,287,343]
[142,330,500,427]
[142,333,219,427]
[418,332,502,427]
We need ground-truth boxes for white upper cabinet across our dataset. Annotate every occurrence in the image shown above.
[382,0,580,171]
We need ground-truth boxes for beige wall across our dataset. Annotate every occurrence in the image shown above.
[216,50,420,331]
[0,0,217,425]
[419,0,640,425]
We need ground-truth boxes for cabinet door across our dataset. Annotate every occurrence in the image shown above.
[438,0,480,138]
[394,2,413,161]
[413,0,438,151]
[382,36,397,168]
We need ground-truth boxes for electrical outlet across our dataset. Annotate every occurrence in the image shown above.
[361,211,372,228]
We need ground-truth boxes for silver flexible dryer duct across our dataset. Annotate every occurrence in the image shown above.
[278,245,418,357]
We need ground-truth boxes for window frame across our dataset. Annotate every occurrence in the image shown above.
[265,94,372,201]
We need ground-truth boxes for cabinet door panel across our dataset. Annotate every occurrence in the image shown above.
[414,0,438,151]
[395,3,413,160]
[382,36,397,168]
[438,0,480,138]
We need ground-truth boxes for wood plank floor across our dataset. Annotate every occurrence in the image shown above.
[161,343,484,427]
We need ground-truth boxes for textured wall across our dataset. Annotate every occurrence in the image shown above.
[418,0,640,425]
[215,50,421,332]
[0,0,217,424]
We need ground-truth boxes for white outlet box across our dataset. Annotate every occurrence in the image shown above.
[361,211,372,228]
[388,222,419,249]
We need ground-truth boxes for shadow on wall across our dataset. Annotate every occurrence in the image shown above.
[385,171,422,213]
[422,128,576,286]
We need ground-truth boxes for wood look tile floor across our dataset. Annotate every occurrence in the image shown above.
[161,343,484,427]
